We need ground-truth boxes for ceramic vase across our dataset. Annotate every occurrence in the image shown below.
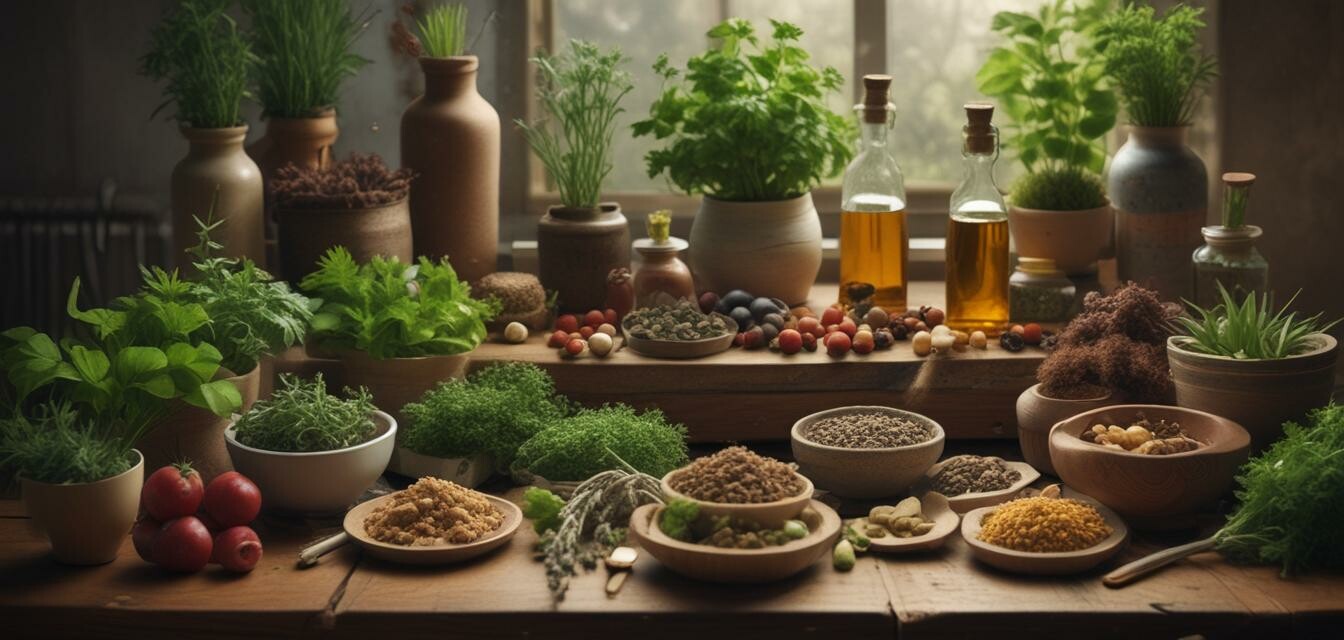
[21,451,144,565]
[247,110,339,273]
[537,203,631,312]
[401,56,499,284]
[1015,383,1119,476]
[633,236,694,309]
[277,197,414,285]
[172,125,265,269]
[1006,201,1113,276]
[138,366,261,483]
[689,194,822,305]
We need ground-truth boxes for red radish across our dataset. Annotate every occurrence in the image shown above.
[555,314,579,334]
[203,471,262,527]
[132,518,161,562]
[141,462,203,521]
[212,526,263,573]
[583,309,605,329]
[153,516,213,572]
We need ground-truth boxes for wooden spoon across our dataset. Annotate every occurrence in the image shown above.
[1103,537,1216,588]
[604,546,639,595]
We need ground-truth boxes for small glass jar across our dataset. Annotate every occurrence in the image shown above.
[1009,257,1076,323]
[1192,225,1268,308]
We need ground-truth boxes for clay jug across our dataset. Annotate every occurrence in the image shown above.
[537,203,631,312]
[171,125,265,269]
[401,56,500,284]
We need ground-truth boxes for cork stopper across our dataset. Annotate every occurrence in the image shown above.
[964,103,996,155]
[862,75,892,124]
[1222,172,1256,187]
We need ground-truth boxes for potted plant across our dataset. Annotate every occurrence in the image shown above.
[1,280,241,564]
[1169,285,1339,452]
[632,19,854,305]
[224,374,394,514]
[142,0,264,269]
[1016,284,1175,474]
[271,153,416,284]
[976,0,1117,276]
[517,40,634,312]
[299,247,498,426]
[394,3,499,284]
[1099,3,1217,301]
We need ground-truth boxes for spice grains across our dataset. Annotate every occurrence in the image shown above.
[669,446,804,503]
[978,495,1112,552]
[930,455,1022,495]
[805,411,933,449]
[364,477,503,546]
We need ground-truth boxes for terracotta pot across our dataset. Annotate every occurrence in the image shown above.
[1111,126,1208,301]
[247,110,338,181]
[21,450,144,565]
[1006,201,1113,276]
[632,236,694,309]
[137,366,261,483]
[172,125,265,270]
[277,197,414,284]
[1168,334,1338,452]
[401,56,499,284]
[689,194,821,305]
[1014,383,1119,476]
[338,350,469,427]
[538,203,631,311]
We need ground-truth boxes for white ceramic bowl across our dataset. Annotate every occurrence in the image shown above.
[225,410,396,515]
[791,406,945,499]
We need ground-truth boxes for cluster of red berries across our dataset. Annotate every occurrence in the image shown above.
[545,309,619,357]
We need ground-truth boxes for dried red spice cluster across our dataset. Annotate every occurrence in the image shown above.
[272,153,414,210]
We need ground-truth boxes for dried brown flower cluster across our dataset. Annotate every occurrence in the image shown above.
[1036,283,1176,402]
[272,153,414,210]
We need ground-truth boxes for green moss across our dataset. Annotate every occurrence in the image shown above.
[512,405,689,482]
[1009,168,1108,211]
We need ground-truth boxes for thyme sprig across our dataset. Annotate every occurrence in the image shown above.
[231,374,376,453]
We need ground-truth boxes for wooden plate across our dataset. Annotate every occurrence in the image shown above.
[851,492,959,553]
[917,456,1041,514]
[343,493,522,566]
[622,312,738,359]
[628,499,841,583]
[960,488,1129,575]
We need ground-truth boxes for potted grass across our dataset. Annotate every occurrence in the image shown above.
[225,374,393,514]
[1099,3,1217,301]
[272,153,415,284]
[299,247,498,427]
[142,0,264,269]
[1169,285,1339,452]
[1016,284,1175,474]
[518,40,634,312]
[394,3,499,284]
[0,281,241,564]
[976,1,1117,276]
[632,19,854,305]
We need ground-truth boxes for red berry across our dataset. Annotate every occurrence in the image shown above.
[796,316,820,337]
[1010,324,1025,336]
[555,314,579,334]
[852,330,875,355]
[826,331,851,357]
[1022,322,1043,345]
[778,329,803,355]
[564,338,586,356]
[741,326,766,349]
[603,309,618,325]
[838,318,858,338]
[820,307,845,327]
[584,310,605,329]
[924,307,946,328]
[801,332,818,352]
[733,332,746,347]
[699,292,720,314]
[579,325,595,339]
[547,330,569,348]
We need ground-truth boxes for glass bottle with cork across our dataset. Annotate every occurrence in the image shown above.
[945,103,1010,333]
[1192,172,1268,307]
[839,74,907,310]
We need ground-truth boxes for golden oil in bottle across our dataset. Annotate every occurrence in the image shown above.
[946,104,1009,333]
[840,74,908,309]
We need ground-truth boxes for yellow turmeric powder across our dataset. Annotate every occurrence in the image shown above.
[977,496,1111,552]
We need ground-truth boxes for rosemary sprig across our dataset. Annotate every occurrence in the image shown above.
[231,374,376,453]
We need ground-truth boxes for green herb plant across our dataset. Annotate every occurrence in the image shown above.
[658,498,701,542]
[517,40,633,210]
[0,403,140,485]
[417,3,468,58]
[142,0,256,128]
[511,404,689,483]
[1174,283,1339,360]
[521,486,565,534]
[299,247,498,359]
[632,19,854,202]
[975,0,1115,210]
[1096,4,1216,127]
[242,0,371,118]
[231,374,375,453]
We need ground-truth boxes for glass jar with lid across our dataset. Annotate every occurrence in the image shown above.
[1192,172,1268,307]
[1009,257,1076,323]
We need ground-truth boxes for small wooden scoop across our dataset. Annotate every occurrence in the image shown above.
[604,546,639,596]
[1103,537,1216,588]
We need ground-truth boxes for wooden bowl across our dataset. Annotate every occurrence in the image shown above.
[790,406,945,499]
[622,312,737,359]
[661,470,813,529]
[852,492,960,553]
[1049,404,1251,529]
[961,489,1128,575]
[342,493,522,566]
[628,500,841,583]
[917,456,1041,514]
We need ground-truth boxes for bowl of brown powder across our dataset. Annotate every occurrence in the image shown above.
[662,446,813,528]
[344,476,522,565]
[790,406,945,499]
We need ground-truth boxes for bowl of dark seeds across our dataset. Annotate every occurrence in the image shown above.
[622,301,738,359]
[790,406,945,499]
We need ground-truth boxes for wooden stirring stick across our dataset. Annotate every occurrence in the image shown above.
[1103,537,1216,588]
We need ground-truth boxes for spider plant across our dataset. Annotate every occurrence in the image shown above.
[142,0,256,129]
[242,0,372,118]
[1175,283,1339,360]
[418,3,468,58]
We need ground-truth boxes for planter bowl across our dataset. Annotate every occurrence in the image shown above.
[690,194,821,305]
[20,450,145,565]
[338,351,469,427]
[1015,383,1118,476]
[1007,202,1113,275]
[661,470,813,529]
[790,405,945,499]
[138,366,260,483]
[1049,404,1250,529]
[225,410,396,515]
[277,198,413,284]
[387,448,494,488]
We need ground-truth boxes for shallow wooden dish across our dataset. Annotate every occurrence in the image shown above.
[622,312,737,359]
[790,405,945,499]
[852,492,959,553]
[961,489,1128,575]
[661,469,814,528]
[917,456,1041,514]
[629,500,841,583]
[342,492,521,566]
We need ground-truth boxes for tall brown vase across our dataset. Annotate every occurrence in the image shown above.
[538,203,631,312]
[172,125,265,269]
[247,110,339,275]
[401,56,500,284]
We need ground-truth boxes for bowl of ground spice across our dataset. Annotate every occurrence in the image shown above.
[790,406,945,499]
[1049,405,1251,529]
[344,476,522,565]
[921,455,1040,514]
[961,485,1128,575]
[662,446,813,527]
